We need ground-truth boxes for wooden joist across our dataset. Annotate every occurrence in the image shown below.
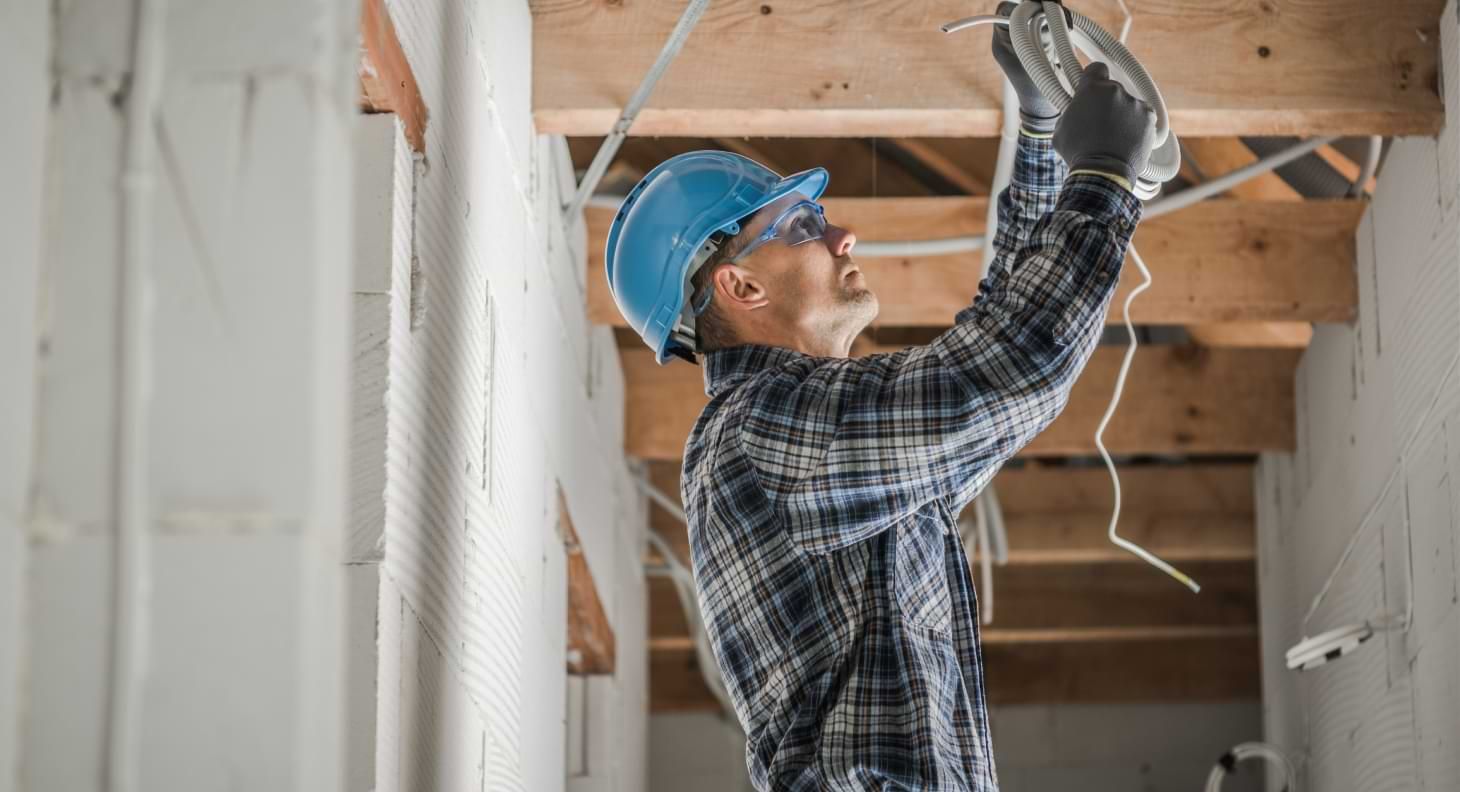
[650,635,1259,710]
[1180,138,1303,201]
[359,0,427,152]
[646,461,1256,567]
[588,198,1363,327]
[1188,321,1314,349]
[650,560,1254,640]
[533,0,1444,137]
[622,344,1298,460]
[560,490,616,675]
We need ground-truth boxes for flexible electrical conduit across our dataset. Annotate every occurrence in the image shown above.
[1204,742,1298,792]
[943,1,1180,198]
[634,475,741,723]
[563,0,712,221]
[108,0,166,789]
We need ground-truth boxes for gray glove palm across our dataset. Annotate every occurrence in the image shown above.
[990,1,1061,134]
[1053,62,1157,187]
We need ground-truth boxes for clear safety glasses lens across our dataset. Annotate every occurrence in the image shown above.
[728,202,827,264]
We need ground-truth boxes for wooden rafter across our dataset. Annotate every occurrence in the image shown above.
[646,461,1256,567]
[359,0,428,152]
[560,489,616,675]
[650,635,1259,710]
[1188,322,1314,349]
[621,344,1298,461]
[533,0,1445,137]
[588,198,1363,328]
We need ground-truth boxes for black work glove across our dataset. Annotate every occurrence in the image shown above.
[1053,62,1156,187]
[991,1,1060,134]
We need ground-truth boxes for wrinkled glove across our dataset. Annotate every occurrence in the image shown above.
[990,1,1061,134]
[1053,62,1156,187]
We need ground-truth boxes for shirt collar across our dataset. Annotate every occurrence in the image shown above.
[702,344,806,398]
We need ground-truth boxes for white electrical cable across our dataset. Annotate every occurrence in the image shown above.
[981,79,1021,280]
[1348,135,1383,197]
[974,496,995,624]
[1096,244,1200,592]
[813,135,1341,258]
[564,0,712,220]
[1204,742,1298,792]
[984,482,1009,564]
[1143,135,1340,218]
[109,1,166,789]
[854,235,985,258]
[634,474,741,723]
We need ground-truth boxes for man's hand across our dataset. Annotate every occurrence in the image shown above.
[1053,62,1157,188]
[990,1,1061,135]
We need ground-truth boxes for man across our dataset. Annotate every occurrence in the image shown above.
[604,11,1155,790]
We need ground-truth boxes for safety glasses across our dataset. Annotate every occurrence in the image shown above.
[727,200,827,264]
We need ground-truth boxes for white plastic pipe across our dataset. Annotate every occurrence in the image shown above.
[982,79,1021,280]
[564,0,712,220]
[1145,135,1339,218]
[109,0,166,789]
[635,474,741,724]
[1349,135,1383,197]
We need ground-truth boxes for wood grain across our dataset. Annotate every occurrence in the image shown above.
[533,0,1445,137]
[359,0,428,152]
[646,461,1256,567]
[649,636,1260,710]
[560,490,616,675]
[588,198,1362,327]
[621,344,1299,460]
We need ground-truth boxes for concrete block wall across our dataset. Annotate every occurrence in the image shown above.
[367,1,648,790]
[3,0,361,789]
[1254,2,1460,789]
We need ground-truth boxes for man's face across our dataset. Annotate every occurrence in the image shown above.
[722,194,878,343]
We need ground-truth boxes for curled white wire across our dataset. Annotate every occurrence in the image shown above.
[1094,244,1201,593]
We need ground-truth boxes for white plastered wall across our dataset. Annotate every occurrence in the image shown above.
[1254,2,1460,789]
[365,1,648,791]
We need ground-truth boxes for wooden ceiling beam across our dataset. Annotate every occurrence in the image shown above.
[649,635,1259,710]
[588,198,1362,327]
[359,0,427,152]
[621,344,1298,460]
[560,489,616,675]
[646,461,1256,567]
[533,0,1444,138]
[650,560,1255,641]
[1188,321,1314,349]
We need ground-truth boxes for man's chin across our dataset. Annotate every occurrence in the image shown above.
[845,287,879,323]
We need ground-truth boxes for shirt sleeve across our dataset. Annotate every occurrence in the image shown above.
[737,142,1142,555]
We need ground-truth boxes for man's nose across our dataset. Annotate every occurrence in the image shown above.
[824,224,856,257]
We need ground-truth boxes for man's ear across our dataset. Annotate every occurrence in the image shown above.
[713,265,769,312]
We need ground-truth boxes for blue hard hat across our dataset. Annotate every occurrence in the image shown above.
[604,151,829,364]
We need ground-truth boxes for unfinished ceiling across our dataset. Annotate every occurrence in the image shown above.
[531,0,1448,712]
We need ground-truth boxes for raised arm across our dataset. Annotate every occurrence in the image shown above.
[739,70,1153,555]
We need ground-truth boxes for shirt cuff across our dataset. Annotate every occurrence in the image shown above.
[1069,168,1134,194]
[1057,173,1144,235]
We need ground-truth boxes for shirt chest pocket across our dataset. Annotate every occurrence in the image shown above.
[893,503,954,634]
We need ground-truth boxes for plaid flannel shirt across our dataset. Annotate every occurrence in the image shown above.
[679,135,1142,791]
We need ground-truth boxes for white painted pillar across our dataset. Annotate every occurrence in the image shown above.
[0,2,50,789]
[14,1,359,789]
